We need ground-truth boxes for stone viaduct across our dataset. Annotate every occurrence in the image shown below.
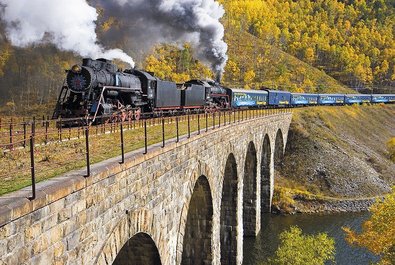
[0,112,292,265]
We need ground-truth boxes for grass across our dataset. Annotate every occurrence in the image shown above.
[0,109,281,196]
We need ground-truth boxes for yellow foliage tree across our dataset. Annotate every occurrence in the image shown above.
[0,44,11,77]
[143,44,213,82]
[343,188,395,265]
[268,226,335,265]
[304,47,315,64]
[387,138,395,162]
[243,69,256,89]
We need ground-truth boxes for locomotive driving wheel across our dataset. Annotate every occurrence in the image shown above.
[120,111,127,122]
[134,108,141,121]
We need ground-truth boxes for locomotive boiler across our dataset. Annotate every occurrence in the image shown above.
[53,58,146,122]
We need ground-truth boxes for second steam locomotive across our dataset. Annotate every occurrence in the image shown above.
[53,58,395,124]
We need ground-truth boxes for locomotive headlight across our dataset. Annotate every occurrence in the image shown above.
[71,65,82,74]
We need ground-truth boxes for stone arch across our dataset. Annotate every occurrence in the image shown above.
[95,208,156,265]
[243,141,257,237]
[274,129,284,167]
[181,175,213,265]
[261,134,272,213]
[113,232,161,265]
[176,161,216,265]
[220,153,238,265]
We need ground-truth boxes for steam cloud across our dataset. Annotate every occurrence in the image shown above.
[0,0,135,67]
[95,0,228,74]
[0,0,228,74]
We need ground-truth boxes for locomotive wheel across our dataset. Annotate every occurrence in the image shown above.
[120,111,127,122]
[127,111,133,121]
[134,108,141,121]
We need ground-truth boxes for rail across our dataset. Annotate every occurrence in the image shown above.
[0,108,291,199]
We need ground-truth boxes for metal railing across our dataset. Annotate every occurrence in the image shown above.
[0,108,291,199]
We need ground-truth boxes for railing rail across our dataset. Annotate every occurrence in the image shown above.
[0,108,292,199]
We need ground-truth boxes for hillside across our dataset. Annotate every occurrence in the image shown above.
[221,0,395,90]
[222,30,352,93]
[273,104,395,212]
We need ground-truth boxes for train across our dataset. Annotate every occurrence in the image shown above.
[53,58,395,124]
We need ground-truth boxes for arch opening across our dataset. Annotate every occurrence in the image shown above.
[181,176,213,265]
[220,153,238,265]
[113,232,161,265]
[261,135,272,213]
[243,141,257,237]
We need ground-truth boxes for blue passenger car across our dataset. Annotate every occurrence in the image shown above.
[318,94,345,105]
[291,93,319,106]
[231,89,268,108]
[344,94,372,104]
[266,90,291,106]
[371,94,395,103]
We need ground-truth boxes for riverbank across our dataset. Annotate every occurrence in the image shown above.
[274,104,395,214]
[272,185,380,214]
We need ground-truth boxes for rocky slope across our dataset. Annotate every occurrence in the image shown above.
[273,104,395,213]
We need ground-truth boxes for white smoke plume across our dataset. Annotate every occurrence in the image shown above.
[93,0,228,75]
[0,0,135,67]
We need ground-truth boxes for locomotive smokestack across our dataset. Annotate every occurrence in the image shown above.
[216,72,222,84]
[93,0,228,73]
[0,0,135,67]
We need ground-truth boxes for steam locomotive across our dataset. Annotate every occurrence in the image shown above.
[53,58,395,124]
[53,58,229,123]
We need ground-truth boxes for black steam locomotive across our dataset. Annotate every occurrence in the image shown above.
[53,58,229,123]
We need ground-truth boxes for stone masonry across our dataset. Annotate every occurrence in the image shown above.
[0,112,292,265]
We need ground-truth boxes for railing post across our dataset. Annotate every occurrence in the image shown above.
[205,113,208,132]
[187,114,191,138]
[45,118,49,145]
[85,126,90,177]
[29,136,36,200]
[32,116,36,139]
[120,122,125,164]
[218,111,221,128]
[162,118,165,148]
[9,118,13,150]
[58,117,62,142]
[23,122,27,148]
[176,117,179,143]
[143,120,148,154]
[212,112,215,129]
[197,114,200,135]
